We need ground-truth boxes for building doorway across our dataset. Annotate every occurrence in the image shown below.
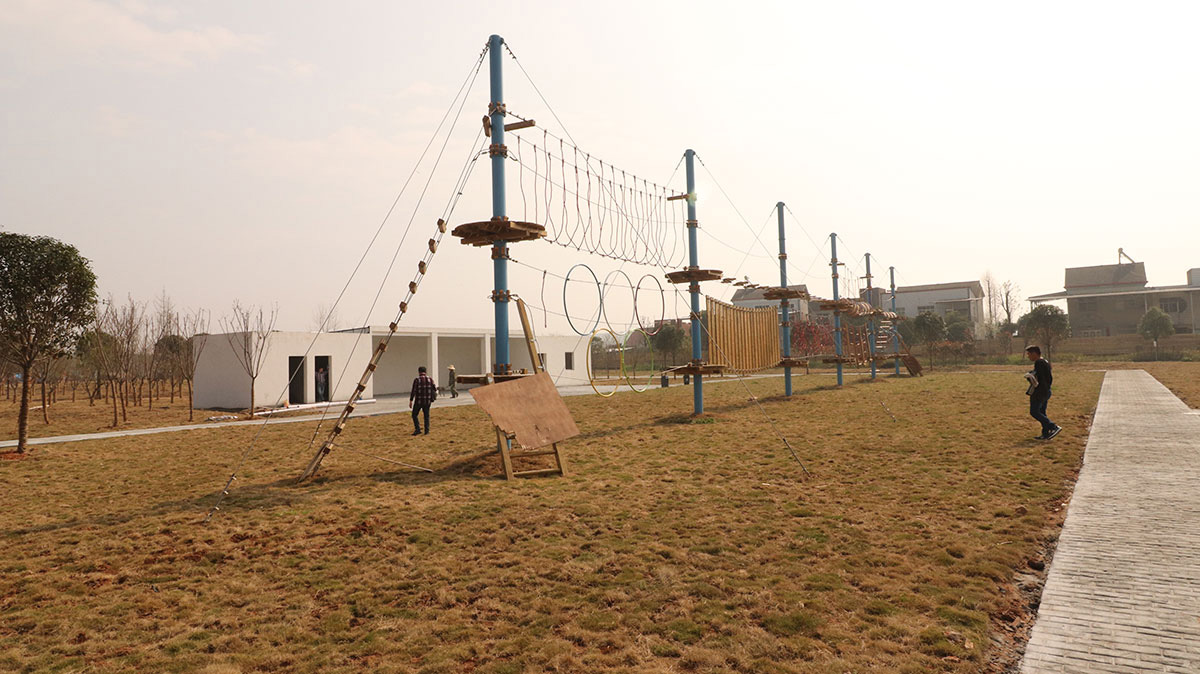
[288,357,306,405]
[314,355,330,402]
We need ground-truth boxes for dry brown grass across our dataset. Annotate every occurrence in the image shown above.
[0,392,219,441]
[0,369,1107,672]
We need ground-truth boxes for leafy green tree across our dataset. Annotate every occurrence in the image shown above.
[912,312,946,368]
[1137,306,1175,360]
[0,233,98,453]
[1018,304,1070,358]
[943,310,974,343]
[650,323,688,366]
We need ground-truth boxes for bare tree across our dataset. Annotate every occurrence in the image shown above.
[94,296,145,426]
[221,301,278,416]
[142,291,176,411]
[177,308,209,421]
[32,353,66,424]
[1000,281,1021,326]
[981,272,999,338]
[310,303,342,332]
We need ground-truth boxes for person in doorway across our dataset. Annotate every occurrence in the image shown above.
[315,367,328,402]
[409,365,437,435]
[1025,345,1061,440]
[447,364,458,398]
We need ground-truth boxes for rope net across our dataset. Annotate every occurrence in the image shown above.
[509,124,688,268]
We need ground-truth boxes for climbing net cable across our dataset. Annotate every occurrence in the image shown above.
[204,42,491,520]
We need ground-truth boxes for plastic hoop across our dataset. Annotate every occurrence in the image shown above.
[600,269,635,335]
[621,329,656,393]
[634,274,666,336]
[586,327,620,397]
[563,263,602,337]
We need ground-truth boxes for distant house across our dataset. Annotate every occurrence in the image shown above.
[871,281,987,336]
[730,284,811,322]
[1028,263,1200,336]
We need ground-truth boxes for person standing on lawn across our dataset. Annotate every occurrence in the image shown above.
[1025,345,1061,440]
[409,365,437,435]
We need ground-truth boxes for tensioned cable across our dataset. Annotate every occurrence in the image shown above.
[203,44,489,522]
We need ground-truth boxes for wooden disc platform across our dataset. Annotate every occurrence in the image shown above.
[665,267,724,284]
[666,362,727,376]
[762,287,811,300]
[451,218,546,247]
[776,357,810,368]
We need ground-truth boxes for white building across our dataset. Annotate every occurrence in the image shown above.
[730,284,811,321]
[195,326,591,410]
[888,281,987,335]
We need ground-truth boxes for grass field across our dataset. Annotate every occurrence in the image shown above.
[0,368,1107,672]
[0,392,218,441]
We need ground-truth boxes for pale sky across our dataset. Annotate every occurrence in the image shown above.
[3,1,1198,335]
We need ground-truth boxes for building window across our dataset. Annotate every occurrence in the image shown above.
[564,352,574,370]
[917,305,934,315]
[537,352,547,369]
[1160,298,1186,313]
[1078,329,1104,338]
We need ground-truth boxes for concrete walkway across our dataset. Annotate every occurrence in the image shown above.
[0,374,782,449]
[1021,370,1200,673]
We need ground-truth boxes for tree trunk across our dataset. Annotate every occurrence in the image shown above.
[110,381,119,427]
[169,376,175,404]
[248,380,256,419]
[187,378,194,421]
[17,365,32,453]
[40,376,49,424]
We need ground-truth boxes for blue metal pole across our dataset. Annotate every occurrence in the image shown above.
[866,253,876,379]
[891,266,901,375]
[488,34,509,374]
[685,149,703,415]
[831,233,843,386]
[777,202,792,396]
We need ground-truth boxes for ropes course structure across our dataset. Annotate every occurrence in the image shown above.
[508,124,688,267]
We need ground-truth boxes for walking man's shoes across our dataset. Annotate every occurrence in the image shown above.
[1045,426,1062,440]
[411,430,421,436]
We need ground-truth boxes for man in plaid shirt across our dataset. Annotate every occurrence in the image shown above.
[408,366,438,435]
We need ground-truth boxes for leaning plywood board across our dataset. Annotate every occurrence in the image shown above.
[469,372,580,450]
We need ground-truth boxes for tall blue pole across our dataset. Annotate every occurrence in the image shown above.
[891,266,901,375]
[777,202,792,396]
[488,34,509,374]
[866,253,876,379]
[831,233,843,386]
[685,149,703,415]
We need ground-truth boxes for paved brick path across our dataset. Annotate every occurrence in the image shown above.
[1021,370,1200,673]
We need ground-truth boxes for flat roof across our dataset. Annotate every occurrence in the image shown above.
[895,280,984,295]
[1029,285,1199,302]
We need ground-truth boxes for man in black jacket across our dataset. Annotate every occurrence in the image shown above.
[1025,346,1061,440]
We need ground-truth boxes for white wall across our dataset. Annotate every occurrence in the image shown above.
[374,335,431,395]
[437,336,486,387]
[194,333,252,410]
[195,331,372,410]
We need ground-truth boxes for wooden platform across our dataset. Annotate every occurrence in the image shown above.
[665,267,724,284]
[667,362,727,376]
[776,357,810,368]
[451,218,546,247]
[762,287,811,300]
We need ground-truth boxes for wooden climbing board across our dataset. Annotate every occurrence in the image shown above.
[469,372,576,479]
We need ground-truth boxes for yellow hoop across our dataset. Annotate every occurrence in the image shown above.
[621,329,656,393]
[586,327,620,398]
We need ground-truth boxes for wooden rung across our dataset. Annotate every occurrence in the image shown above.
[399,302,408,313]
[512,467,562,478]
[429,238,438,252]
[355,383,366,392]
[504,119,536,131]
[366,363,377,372]
[667,193,689,201]
[418,261,427,274]
[437,219,446,233]
[409,281,418,294]
[509,449,559,459]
